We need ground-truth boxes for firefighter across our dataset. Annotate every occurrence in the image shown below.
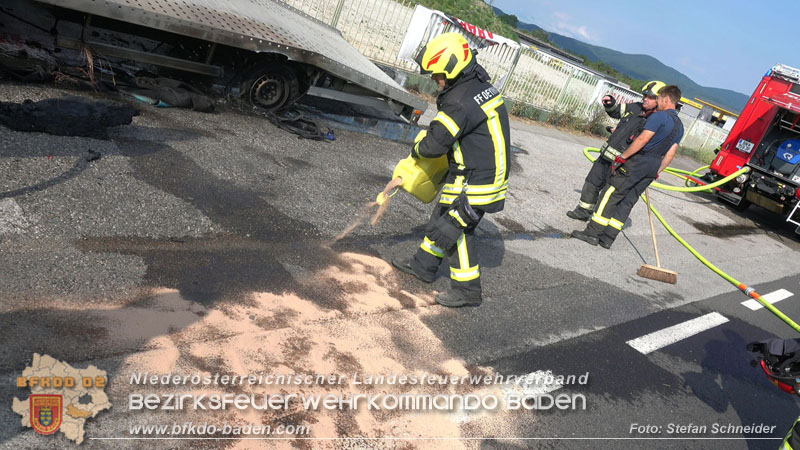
[747,339,800,449]
[572,85,684,248]
[392,32,510,308]
[566,81,665,221]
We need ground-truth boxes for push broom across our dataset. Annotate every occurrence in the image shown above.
[638,188,678,284]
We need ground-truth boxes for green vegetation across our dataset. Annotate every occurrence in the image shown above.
[499,14,518,28]
[580,60,645,92]
[414,0,519,41]
[510,103,607,138]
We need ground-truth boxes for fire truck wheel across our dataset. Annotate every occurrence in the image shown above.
[244,64,300,112]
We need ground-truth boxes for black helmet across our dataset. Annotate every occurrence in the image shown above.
[748,339,800,395]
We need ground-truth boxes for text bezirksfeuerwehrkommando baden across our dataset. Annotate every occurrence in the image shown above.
[127,371,590,412]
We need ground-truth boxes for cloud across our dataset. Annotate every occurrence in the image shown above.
[541,11,596,42]
[553,11,570,21]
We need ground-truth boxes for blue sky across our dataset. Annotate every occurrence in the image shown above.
[489,0,796,95]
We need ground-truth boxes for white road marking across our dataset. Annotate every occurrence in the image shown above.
[626,312,729,354]
[741,289,794,311]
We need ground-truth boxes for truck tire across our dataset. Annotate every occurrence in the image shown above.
[244,64,300,112]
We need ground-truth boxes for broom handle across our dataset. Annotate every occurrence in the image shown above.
[644,188,662,268]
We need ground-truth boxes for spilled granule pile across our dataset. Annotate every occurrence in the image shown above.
[31,253,521,448]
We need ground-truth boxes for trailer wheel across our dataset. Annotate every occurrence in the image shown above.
[245,65,299,111]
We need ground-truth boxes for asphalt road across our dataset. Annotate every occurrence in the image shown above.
[1,82,799,450]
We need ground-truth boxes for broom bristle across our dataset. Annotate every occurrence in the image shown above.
[638,264,678,284]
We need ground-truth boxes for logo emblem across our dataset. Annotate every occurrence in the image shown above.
[30,395,62,435]
[784,152,795,160]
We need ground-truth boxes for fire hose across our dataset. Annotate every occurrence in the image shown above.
[583,147,800,334]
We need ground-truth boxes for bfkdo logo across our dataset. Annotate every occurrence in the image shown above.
[30,394,62,435]
[12,354,112,444]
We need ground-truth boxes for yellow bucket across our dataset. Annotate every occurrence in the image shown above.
[377,155,449,204]
[393,155,449,203]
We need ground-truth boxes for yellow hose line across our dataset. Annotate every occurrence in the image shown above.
[641,195,800,334]
[582,148,748,192]
[582,147,800,334]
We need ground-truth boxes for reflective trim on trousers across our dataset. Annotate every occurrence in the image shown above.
[609,218,624,230]
[591,214,610,226]
[450,265,480,281]
[420,236,445,258]
[578,201,594,210]
[595,186,616,215]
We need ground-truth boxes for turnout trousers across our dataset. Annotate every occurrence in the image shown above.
[410,204,485,300]
[781,417,800,449]
[578,157,613,211]
[585,155,661,244]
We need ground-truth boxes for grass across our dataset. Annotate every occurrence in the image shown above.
[510,102,607,138]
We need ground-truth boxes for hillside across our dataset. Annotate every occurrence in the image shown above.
[493,7,749,112]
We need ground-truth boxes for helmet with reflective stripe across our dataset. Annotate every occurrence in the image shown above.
[641,80,666,98]
[414,32,473,80]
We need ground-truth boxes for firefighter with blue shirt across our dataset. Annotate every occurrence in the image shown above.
[572,85,684,249]
[391,32,511,308]
[566,81,665,221]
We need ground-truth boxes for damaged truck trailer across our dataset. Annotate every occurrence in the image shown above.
[0,0,426,120]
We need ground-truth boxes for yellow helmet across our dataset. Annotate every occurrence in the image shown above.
[642,80,666,98]
[414,32,473,79]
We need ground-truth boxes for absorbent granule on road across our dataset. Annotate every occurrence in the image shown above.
[334,177,403,241]
[97,253,525,445]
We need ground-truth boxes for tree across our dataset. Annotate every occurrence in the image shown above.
[500,14,518,28]
[530,29,551,44]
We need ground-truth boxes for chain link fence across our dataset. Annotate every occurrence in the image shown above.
[277,0,728,151]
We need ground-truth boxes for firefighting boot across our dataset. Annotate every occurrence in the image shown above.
[571,229,599,246]
[435,291,482,308]
[566,205,592,221]
[392,258,435,283]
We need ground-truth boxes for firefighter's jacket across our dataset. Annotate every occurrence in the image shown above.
[413,62,510,214]
[600,101,649,160]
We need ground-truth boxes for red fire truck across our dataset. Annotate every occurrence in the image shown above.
[709,64,800,235]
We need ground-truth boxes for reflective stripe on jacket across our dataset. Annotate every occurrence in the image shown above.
[414,62,511,213]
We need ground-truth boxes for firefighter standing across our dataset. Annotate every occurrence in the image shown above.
[392,32,511,308]
[566,81,665,221]
[572,85,684,248]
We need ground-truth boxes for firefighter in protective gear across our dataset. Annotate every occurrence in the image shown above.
[566,81,665,221]
[747,339,800,449]
[572,85,684,248]
[392,32,511,308]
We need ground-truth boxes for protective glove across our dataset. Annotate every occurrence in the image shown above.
[453,194,481,228]
[411,129,427,159]
[427,196,481,250]
[602,95,616,107]
[610,155,626,175]
[427,213,463,251]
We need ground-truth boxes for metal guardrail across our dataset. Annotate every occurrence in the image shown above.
[279,0,728,150]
